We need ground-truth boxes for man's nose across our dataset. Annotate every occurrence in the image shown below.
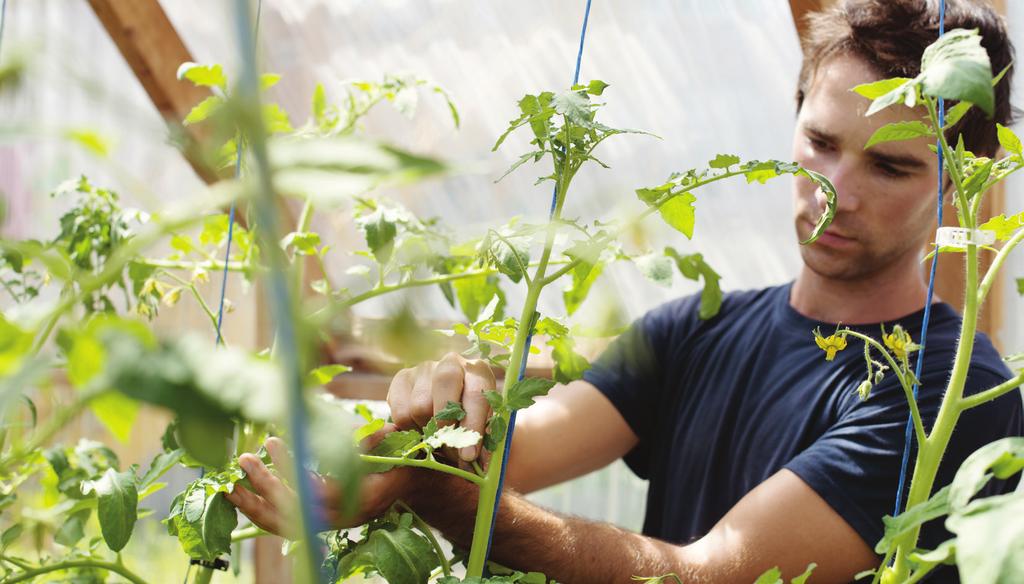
[818,157,860,213]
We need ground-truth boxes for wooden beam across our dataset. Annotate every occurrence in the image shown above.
[934,0,1006,347]
[86,0,220,184]
[789,0,837,40]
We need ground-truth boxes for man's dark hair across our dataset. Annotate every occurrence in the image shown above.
[796,0,1014,157]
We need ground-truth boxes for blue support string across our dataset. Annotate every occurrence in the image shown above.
[214,0,263,346]
[0,0,8,61]
[485,0,594,567]
[893,0,945,518]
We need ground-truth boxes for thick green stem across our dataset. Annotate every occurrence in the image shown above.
[136,258,249,273]
[192,567,214,584]
[891,245,980,578]
[465,173,567,576]
[0,560,148,584]
[958,371,1024,411]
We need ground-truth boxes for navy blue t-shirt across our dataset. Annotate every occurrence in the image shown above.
[583,283,1022,578]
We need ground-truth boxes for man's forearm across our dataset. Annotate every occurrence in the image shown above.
[407,472,699,584]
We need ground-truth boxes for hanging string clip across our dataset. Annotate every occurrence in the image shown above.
[935,226,997,249]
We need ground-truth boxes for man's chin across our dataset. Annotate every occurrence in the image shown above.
[798,246,872,281]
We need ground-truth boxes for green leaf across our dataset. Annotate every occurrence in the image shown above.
[997,123,1022,157]
[140,450,184,490]
[485,233,531,284]
[920,29,995,116]
[563,258,603,316]
[312,83,328,126]
[366,430,423,472]
[483,390,505,412]
[280,231,321,255]
[1,524,23,549]
[260,73,282,91]
[875,485,951,554]
[424,425,481,450]
[483,414,508,452]
[436,401,466,422]
[1017,278,1024,295]
[635,252,674,287]
[753,567,782,584]
[357,207,399,264]
[861,79,918,116]
[853,77,914,100]
[586,80,609,95]
[708,154,740,169]
[168,484,238,561]
[336,524,440,584]
[176,63,227,91]
[81,468,138,552]
[949,437,1024,510]
[552,90,593,127]
[306,364,352,386]
[864,121,934,149]
[506,377,556,411]
[910,539,957,566]
[657,193,697,239]
[665,249,723,320]
[54,509,91,547]
[978,211,1024,241]
[65,129,113,157]
[946,491,1024,584]
[945,101,973,127]
[263,103,295,134]
[548,335,590,384]
[90,393,140,443]
[791,563,817,584]
[183,96,224,126]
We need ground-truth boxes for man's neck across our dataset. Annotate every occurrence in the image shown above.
[790,256,933,325]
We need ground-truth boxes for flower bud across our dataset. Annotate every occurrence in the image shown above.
[857,380,873,401]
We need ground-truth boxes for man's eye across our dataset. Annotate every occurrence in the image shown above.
[876,162,910,179]
[807,136,832,152]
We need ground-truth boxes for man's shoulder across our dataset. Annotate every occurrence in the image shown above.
[644,284,784,329]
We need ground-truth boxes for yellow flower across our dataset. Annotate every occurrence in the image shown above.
[883,325,919,360]
[814,327,848,361]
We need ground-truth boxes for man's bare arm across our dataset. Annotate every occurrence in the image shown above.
[387,352,639,493]
[412,468,878,584]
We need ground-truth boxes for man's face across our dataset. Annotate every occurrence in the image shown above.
[792,53,939,281]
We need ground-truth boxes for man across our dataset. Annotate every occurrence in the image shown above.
[227,0,1024,581]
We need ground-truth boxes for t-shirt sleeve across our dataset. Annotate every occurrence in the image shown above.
[784,363,1023,553]
[582,295,700,478]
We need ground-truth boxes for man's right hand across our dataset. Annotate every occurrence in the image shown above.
[387,352,497,463]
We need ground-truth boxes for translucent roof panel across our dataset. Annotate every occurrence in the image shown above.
[166,0,808,324]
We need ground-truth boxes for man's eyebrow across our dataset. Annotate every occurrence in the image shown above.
[804,123,928,170]
[866,149,929,170]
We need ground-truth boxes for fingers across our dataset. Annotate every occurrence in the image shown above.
[238,452,295,514]
[432,352,465,427]
[409,362,435,427]
[459,359,496,461]
[387,368,416,429]
[225,484,284,535]
[265,436,295,480]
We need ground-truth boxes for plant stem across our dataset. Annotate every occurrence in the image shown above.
[0,560,148,584]
[135,258,249,273]
[396,500,451,577]
[231,524,269,542]
[891,244,980,578]
[978,227,1024,306]
[464,167,569,576]
[0,386,105,472]
[193,567,213,584]
[841,331,927,447]
[164,272,220,334]
[358,455,483,485]
[958,370,1024,410]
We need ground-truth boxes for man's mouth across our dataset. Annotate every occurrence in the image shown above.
[804,218,855,248]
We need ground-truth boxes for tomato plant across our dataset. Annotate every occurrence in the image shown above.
[0,6,843,584]
[805,28,1024,584]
